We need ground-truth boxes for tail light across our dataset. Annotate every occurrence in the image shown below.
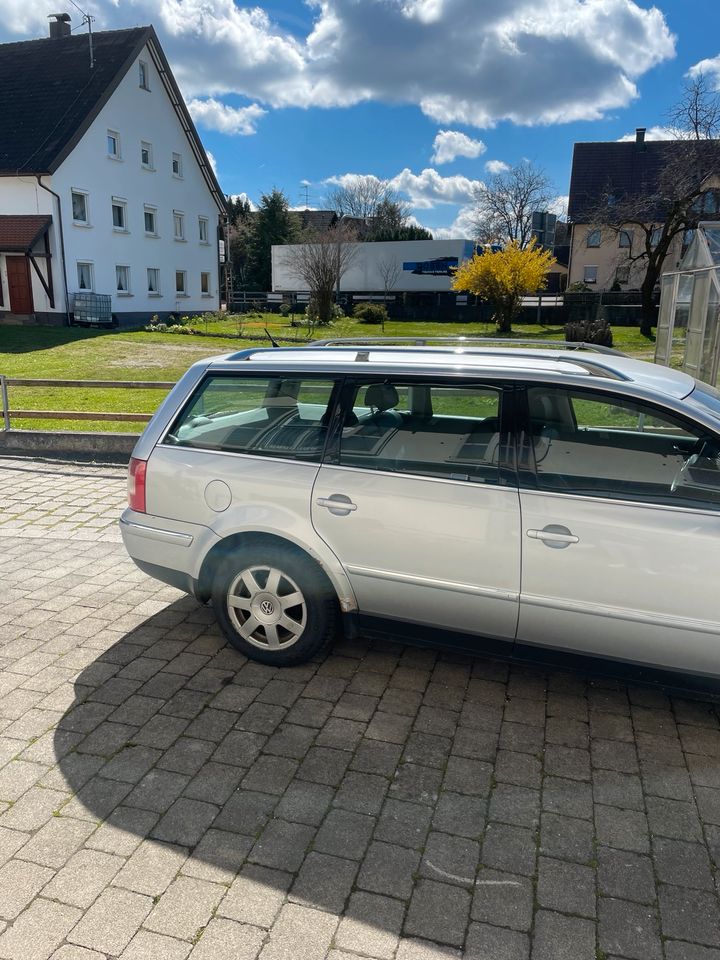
[128,457,147,513]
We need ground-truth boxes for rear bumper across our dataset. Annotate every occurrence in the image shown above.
[131,557,203,599]
[120,509,219,591]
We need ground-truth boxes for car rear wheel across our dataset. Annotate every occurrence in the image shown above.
[212,543,337,665]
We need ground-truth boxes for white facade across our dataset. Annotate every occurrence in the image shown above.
[272,239,476,294]
[0,38,223,323]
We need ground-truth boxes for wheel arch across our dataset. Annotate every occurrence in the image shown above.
[196,530,357,615]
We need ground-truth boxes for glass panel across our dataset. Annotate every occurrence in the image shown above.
[705,227,720,266]
[72,193,86,221]
[144,210,155,233]
[167,376,335,461]
[112,204,125,229]
[654,273,677,366]
[526,386,720,510]
[339,381,502,484]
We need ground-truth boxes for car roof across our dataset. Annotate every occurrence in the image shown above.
[205,341,696,401]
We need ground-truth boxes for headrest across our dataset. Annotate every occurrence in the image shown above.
[365,383,399,412]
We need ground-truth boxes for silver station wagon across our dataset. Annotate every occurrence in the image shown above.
[120,338,720,682]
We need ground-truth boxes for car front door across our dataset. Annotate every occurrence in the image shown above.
[311,377,521,643]
[517,383,720,675]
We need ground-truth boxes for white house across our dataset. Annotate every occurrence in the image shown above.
[0,17,226,325]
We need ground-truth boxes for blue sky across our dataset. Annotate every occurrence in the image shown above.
[2,0,719,236]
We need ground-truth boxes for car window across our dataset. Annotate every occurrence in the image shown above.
[525,385,720,510]
[338,380,502,483]
[166,375,336,461]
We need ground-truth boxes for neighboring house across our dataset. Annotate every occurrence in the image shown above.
[0,17,226,325]
[567,128,720,291]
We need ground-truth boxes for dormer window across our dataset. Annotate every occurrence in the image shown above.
[139,60,150,90]
[107,130,121,160]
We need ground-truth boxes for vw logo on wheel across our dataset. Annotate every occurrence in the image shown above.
[260,599,275,616]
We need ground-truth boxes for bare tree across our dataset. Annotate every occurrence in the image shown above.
[282,221,358,328]
[376,256,401,330]
[472,162,555,247]
[585,77,720,336]
[667,73,720,141]
[326,175,396,219]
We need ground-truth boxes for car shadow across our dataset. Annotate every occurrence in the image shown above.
[56,595,488,946]
[53,595,720,950]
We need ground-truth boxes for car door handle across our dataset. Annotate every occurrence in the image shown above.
[316,495,357,515]
[526,525,579,548]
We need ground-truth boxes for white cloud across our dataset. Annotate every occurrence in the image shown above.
[206,150,218,174]
[431,130,486,164]
[617,125,677,141]
[0,0,676,130]
[485,160,511,174]
[689,55,720,88]
[187,98,267,135]
[325,168,483,210]
[230,192,256,210]
[431,206,479,240]
[389,167,483,207]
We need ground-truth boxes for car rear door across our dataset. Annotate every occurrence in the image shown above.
[517,382,720,675]
[311,375,522,643]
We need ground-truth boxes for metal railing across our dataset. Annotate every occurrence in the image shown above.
[0,377,174,431]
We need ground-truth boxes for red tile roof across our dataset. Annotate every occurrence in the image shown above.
[0,215,52,252]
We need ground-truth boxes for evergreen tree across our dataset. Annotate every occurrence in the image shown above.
[246,189,300,291]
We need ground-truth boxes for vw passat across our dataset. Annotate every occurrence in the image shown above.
[120,339,720,681]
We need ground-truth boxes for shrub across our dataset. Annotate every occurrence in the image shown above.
[565,319,613,347]
[306,300,344,326]
[144,321,167,332]
[353,302,388,325]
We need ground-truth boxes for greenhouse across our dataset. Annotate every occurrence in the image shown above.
[655,222,720,385]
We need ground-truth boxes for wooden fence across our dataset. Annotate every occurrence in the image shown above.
[0,378,174,430]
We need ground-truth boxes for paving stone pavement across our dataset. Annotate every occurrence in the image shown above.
[2,455,720,958]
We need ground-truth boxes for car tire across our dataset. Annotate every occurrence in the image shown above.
[211,542,338,665]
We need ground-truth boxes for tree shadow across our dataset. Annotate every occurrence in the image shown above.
[0,325,126,355]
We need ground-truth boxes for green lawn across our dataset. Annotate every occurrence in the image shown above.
[0,319,658,432]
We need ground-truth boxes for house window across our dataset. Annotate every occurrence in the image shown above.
[112,198,128,231]
[583,265,598,284]
[175,270,187,295]
[615,264,630,284]
[172,153,183,178]
[650,227,663,248]
[619,229,633,248]
[140,141,153,170]
[147,268,160,294]
[77,262,94,291]
[201,271,211,295]
[586,229,601,248]
[173,211,185,240]
[139,60,150,90]
[115,265,131,294]
[71,190,88,224]
[107,130,121,159]
[198,217,209,243]
[144,206,158,236]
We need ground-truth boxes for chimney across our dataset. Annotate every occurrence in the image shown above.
[636,127,647,149]
[48,13,71,38]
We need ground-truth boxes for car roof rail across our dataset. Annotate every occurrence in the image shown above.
[308,336,627,357]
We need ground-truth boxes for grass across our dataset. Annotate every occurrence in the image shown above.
[0,317,660,432]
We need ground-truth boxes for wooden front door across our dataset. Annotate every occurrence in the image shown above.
[6,256,33,314]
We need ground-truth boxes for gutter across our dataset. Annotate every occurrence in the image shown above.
[36,176,71,327]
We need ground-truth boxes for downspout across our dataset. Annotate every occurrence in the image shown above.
[36,176,71,326]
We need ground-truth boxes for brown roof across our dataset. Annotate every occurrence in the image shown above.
[0,215,52,252]
[568,138,720,222]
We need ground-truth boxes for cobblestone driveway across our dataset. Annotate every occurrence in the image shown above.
[2,456,720,959]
